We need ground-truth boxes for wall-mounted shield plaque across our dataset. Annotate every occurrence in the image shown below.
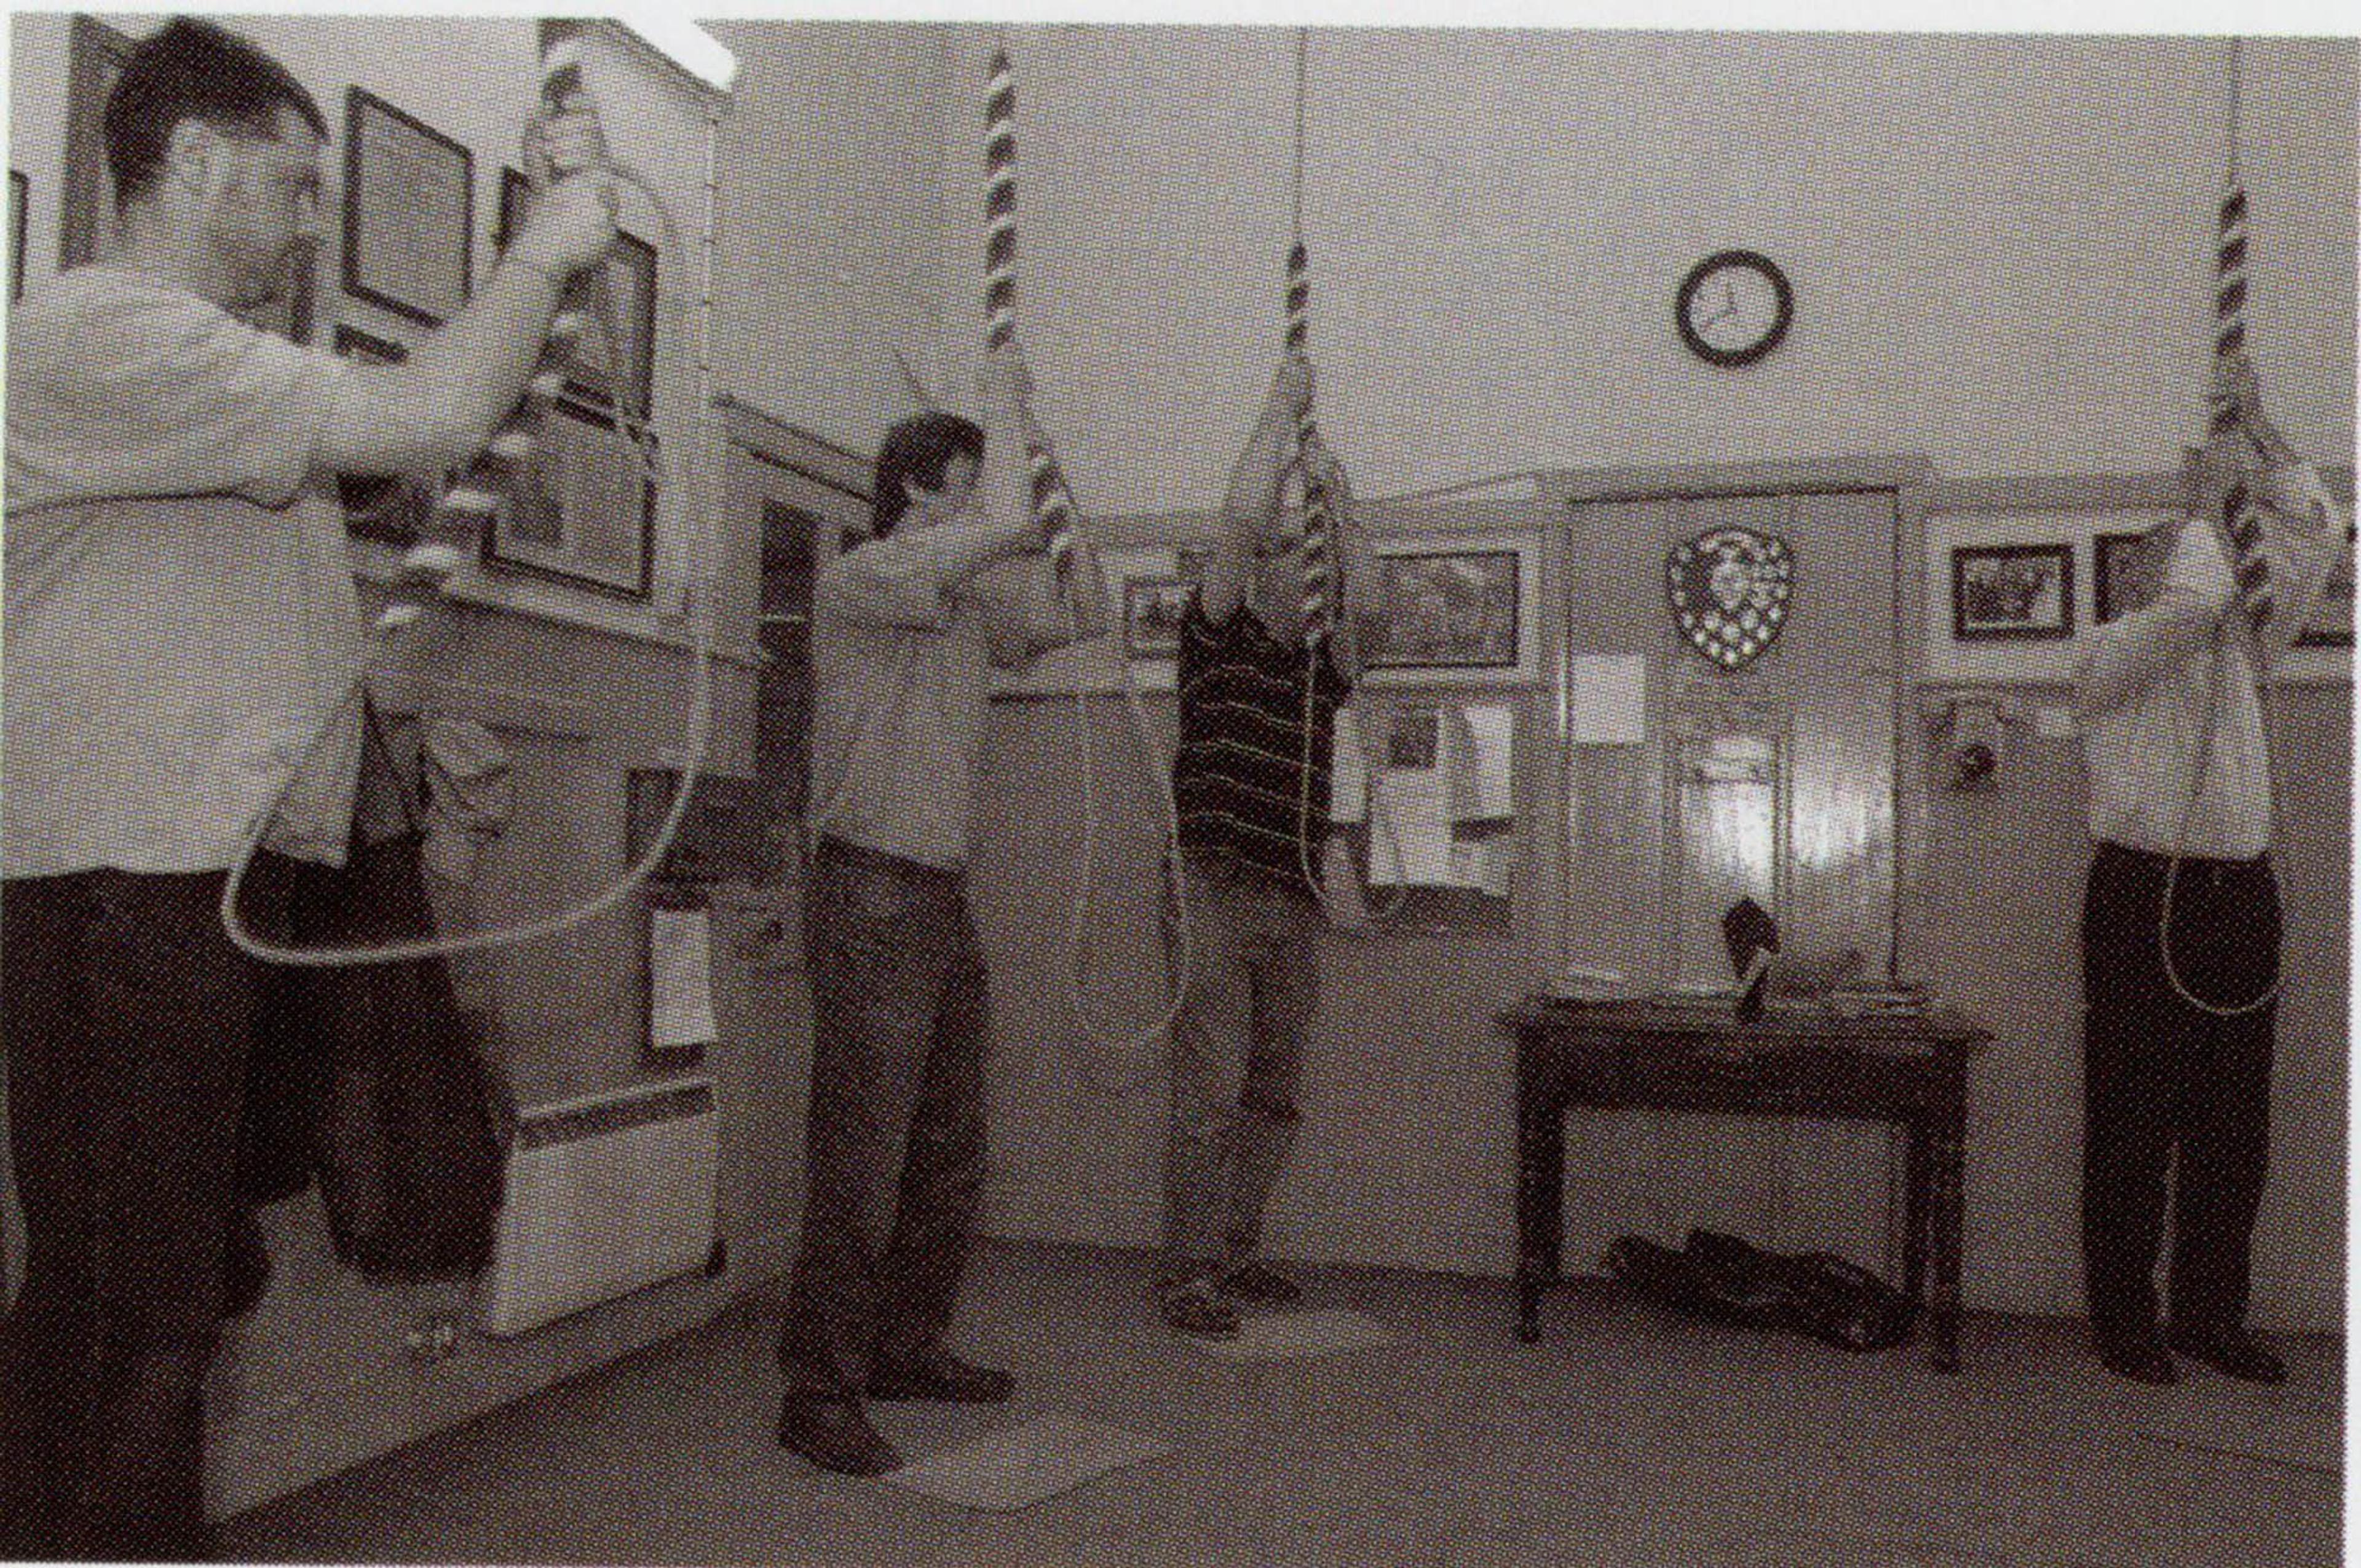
[1667,526,1793,670]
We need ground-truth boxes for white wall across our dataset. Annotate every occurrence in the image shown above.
[706,18,962,461]
[915,28,2355,512]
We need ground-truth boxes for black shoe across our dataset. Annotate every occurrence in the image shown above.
[2095,1332,2178,1386]
[867,1347,1014,1404]
[777,1395,903,1476]
[1159,1277,1243,1338]
[224,1211,273,1320]
[2167,1326,2287,1385]
[1220,1259,1303,1307]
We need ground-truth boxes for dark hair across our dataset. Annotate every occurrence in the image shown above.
[105,17,328,208]
[871,413,984,539]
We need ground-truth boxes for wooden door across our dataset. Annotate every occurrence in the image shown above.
[1562,485,1903,1268]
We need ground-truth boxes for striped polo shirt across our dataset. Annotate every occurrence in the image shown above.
[1173,598,1353,893]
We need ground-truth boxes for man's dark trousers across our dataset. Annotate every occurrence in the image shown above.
[2081,841,2279,1344]
[779,837,991,1400]
[1,866,291,1561]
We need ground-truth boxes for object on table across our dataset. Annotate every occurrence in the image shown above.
[1722,898,1780,1021]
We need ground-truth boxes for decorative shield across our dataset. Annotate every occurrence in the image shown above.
[1666,526,1795,670]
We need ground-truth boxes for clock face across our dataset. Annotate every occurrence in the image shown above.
[1677,250,1793,367]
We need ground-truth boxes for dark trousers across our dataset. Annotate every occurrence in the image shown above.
[779,839,991,1401]
[1,863,298,1561]
[2081,841,2279,1342]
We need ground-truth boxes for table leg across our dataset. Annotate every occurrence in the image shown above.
[1902,1118,1931,1308]
[1516,1074,1564,1345]
[1928,1111,1966,1374]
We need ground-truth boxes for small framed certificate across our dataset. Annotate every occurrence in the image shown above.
[341,87,473,327]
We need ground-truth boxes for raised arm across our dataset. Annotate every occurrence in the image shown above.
[1302,426,1383,683]
[2073,513,2241,722]
[2218,350,2347,665]
[1203,356,1313,624]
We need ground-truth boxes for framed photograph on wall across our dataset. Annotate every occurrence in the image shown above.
[481,394,654,599]
[1952,543,2074,642]
[2295,526,2357,649]
[1121,576,1195,659]
[497,165,656,415]
[1366,537,1540,684]
[2093,530,2160,625]
[342,87,473,326]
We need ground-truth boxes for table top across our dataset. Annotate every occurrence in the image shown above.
[1498,994,1991,1053]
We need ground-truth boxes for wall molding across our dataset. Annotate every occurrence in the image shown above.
[714,392,871,499]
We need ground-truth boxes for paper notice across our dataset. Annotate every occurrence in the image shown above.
[649,906,718,1049]
[1571,654,1648,745]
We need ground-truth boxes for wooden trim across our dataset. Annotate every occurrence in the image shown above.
[1926,463,2351,516]
[1548,454,1935,505]
[713,394,869,498]
[1924,472,2184,515]
[368,671,598,740]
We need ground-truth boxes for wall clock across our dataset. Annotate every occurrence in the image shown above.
[1675,250,1793,368]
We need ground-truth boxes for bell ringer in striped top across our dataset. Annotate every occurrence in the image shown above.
[1172,598,1353,895]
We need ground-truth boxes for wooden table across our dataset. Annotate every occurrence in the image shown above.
[1499,996,1990,1372]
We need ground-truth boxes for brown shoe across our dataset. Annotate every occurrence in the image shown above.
[868,1346,1014,1404]
[777,1395,903,1476]
[2094,1332,2178,1386]
[224,1211,273,1320]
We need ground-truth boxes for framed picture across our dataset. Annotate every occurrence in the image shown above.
[61,15,133,269]
[2093,530,2160,625]
[1367,539,1536,681]
[332,325,440,542]
[482,394,655,599]
[1122,576,1195,659]
[342,87,473,326]
[2295,526,2357,649]
[1952,543,2074,642]
[9,170,25,301]
[499,165,657,416]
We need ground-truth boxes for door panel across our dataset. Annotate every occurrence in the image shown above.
[1564,485,1900,1268]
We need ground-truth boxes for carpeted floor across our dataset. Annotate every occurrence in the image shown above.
[219,1239,2344,1567]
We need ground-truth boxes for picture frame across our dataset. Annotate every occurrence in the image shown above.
[1952,543,2074,642]
[2092,530,2160,625]
[1366,537,1541,684]
[1121,576,1195,659]
[481,394,655,600]
[341,87,473,327]
[2294,525,2357,649]
[498,165,657,416]
[332,325,437,543]
[61,14,133,270]
[9,170,25,301]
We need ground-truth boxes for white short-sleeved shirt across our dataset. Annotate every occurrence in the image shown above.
[4,265,365,879]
